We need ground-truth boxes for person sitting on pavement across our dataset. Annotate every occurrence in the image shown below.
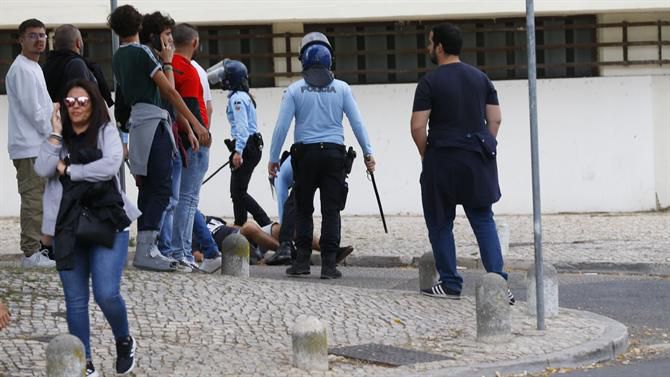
[191,212,354,268]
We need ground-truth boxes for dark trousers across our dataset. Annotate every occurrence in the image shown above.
[278,190,296,243]
[292,144,347,257]
[137,126,173,231]
[230,135,271,226]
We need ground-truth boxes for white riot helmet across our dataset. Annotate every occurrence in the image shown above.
[299,32,333,60]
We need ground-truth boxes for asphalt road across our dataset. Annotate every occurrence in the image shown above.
[249,265,670,377]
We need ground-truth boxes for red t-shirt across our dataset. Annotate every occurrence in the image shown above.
[173,54,209,128]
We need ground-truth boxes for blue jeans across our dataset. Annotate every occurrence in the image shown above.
[170,147,209,262]
[422,202,507,293]
[193,209,221,259]
[158,153,182,255]
[58,231,130,360]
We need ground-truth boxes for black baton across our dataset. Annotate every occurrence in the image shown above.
[367,168,388,234]
[202,161,230,185]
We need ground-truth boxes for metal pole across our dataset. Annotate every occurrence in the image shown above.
[526,0,545,330]
[110,0,125,191]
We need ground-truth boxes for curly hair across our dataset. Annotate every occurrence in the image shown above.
[108,5,143,38]
[139,11,175,45]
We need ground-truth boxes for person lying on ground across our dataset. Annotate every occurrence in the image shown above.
[192,213,354,269]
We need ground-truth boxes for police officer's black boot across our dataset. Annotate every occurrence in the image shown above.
[265,241,294,265]
[320,250,342,279]
[286,248,311,276]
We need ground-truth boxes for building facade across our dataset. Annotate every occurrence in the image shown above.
[1,1,668,216]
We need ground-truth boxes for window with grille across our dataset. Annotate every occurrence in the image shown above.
[305,16,602,84]
[0,28,114,95]
[0,30,21,94]
[197,25,275,88]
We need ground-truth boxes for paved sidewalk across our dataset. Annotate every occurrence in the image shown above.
[0,266,627,377]
[4,211,667,274]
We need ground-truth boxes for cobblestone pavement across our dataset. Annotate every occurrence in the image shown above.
[1,212,668,265]
[0,266,616,377]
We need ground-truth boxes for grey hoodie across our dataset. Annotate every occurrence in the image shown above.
[34,122,141,236]
[127,102,177,176]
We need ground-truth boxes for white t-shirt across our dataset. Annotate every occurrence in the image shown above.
[191,60,212,102]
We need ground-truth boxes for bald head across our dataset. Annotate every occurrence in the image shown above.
[54,24,83,53]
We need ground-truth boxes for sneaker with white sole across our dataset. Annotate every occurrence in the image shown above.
[200,256,222,274]
[85,360,99,377]
[21,250,56,269]
[115,335,136,375]
[175,259,194,273]
[421,282,461,300]
[507,288,516,306]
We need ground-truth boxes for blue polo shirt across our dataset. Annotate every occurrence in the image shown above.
[270,78,373,163]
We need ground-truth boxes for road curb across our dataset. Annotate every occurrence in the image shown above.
[342,255,670,276]
[2,252,670,276]
[405,309,629,377]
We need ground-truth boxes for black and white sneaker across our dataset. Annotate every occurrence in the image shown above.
[421,282,461,300]
[507,288,516,306]
[86,360,99,377]
[115,335,136,375]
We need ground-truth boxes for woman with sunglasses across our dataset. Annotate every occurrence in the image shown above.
[35,79,141,376]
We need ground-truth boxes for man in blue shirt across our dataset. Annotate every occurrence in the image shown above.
[268,32,375,279]
[411,23,514,305]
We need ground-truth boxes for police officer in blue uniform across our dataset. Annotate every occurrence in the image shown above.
[411,23,514,304]
[268,32,375,279]
[224,59,272,227]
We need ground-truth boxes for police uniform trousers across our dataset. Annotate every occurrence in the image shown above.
[291,142,347,261]
[230,134,271,227]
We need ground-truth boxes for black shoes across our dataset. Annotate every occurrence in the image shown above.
[85,360,99,377]
[507,288,516,306]
[249,245,265,265]
[320,251,342,279]
[421,282,461,300]
[285,264,311,276]
[320,266,342,279]
[286,247,311,277]
[335,245,354,264]
[115,335,136,375]
[266,241,294,265]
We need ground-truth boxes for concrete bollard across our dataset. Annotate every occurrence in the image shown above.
[476,273,511,343]
[220,233,249,278]
[46,334,85,377]
[496,221,510,257]
[418,252,439,291]
[527,263,559,318]
[292,315,329,371]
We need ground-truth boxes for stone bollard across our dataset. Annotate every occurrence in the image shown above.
[418,252,439,291]
[476,273,511,343]
[527,263,559,318]
[292,315,328,371]
[496,221,510,257]
[220,233,249,277]
[46,334,85,377]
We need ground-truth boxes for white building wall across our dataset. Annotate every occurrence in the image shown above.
[1,75,667,217]
[1,0,669,28]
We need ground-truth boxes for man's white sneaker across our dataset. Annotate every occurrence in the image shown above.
[175,260,194,273]
[200,256,222,274]
[21,250,55,269]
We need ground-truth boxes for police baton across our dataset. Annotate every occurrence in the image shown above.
[366,158,388,234]
[202,160,230,185]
